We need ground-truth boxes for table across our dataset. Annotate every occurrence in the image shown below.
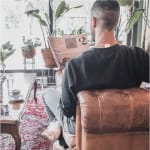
[0,73,36,150]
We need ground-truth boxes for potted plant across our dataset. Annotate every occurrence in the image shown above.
[0,41,16,75]
[25,0,83,68]
[21,36,41,59]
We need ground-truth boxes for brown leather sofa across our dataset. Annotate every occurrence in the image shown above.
[55,71,149,150]
[75,88,149,150]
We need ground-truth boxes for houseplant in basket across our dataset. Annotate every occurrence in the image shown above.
[25,0,83,68]
[21,36,41,59]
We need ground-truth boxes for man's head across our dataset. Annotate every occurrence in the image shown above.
[91,0,120,40]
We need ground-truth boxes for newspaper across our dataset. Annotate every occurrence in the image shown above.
[48,34,89,69]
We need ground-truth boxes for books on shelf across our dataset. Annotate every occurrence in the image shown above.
[48,34,89,69]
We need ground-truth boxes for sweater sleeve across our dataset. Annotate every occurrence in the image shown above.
[60,61,76,118]
[134,47,149,83]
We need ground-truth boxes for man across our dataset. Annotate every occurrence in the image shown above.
[43,0,149,148]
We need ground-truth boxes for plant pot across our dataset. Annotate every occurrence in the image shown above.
[41,48,56,68]
[22,48,36,59]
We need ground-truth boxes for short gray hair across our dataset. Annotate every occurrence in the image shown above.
[91,0,120,31]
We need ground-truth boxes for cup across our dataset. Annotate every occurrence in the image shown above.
[7,78,14,95]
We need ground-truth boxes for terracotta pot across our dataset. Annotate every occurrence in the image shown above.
[22,48,36,59]
[41,48,57,68]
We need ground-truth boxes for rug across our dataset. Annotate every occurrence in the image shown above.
[0,91,52,150]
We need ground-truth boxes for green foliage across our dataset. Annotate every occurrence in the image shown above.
[21,36,41,51]
[72,5,83,9]
[45,12,50,27]
[25,11,48,26]
[55,1,82,20]
[25,10,49,48]
[117,0,148,35]
[70,26,86,35]
[55,1,69,19]
[24,0,83,48]
[56,26,86,36]
[0,41,16,63]
[117,0,133,6]
[56,28,65,36]
[25,1,83,32]
[125,9,144,33]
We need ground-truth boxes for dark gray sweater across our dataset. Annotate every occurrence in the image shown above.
[59,44,149,118]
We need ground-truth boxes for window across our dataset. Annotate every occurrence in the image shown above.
[54,0,93,36]
[0,0,128,71]
[54,0,127,43]
[0,0,49,70]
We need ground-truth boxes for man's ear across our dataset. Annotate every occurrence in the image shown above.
[92,17,97,28]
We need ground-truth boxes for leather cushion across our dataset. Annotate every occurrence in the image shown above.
[77,88,149,134]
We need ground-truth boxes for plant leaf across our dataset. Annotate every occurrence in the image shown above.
[77,26,86,34]
[8,44,13,51]
[0,52,5,62]
[45,12,50,26]
[2,41,10,49]
[40,18,48,26]
[55,1,67,19]
[125,9,144,33]
[29,12,41,20]
[0,41,15,62]
[24,9,39,16]
[28,12,47,26]
[71,5,83,9]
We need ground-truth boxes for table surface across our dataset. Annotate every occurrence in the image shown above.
[0,73,36,122]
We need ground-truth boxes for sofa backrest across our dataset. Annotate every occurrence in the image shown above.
[77,88,149,134]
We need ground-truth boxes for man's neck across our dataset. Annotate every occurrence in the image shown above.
[95,30,117,48]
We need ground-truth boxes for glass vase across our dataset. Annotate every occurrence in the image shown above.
[0,62,7,80]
